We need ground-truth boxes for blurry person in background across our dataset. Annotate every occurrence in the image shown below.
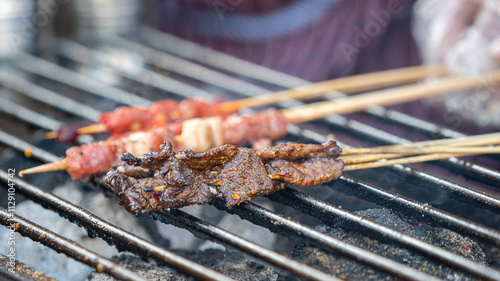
[157,0,500,132]
[158,0,420,82]
[414,0,500,132]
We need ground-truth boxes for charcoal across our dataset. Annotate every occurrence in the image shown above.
[292,208,486,281]
[86,250,279,281]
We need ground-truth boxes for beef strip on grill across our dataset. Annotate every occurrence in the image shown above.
[265,158,344,187]
[258,140,341,161]
[104,141,344,214]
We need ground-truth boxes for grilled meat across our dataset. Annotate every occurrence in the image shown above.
[104,141,344,214]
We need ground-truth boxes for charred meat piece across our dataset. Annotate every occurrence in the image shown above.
[258,140,341,161]
[106,143,218,214]
[104,141,344,214]
[177,143,239,170]
[215,147,286,208]
[265,158,344,186]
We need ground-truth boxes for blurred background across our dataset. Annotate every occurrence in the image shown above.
[1,0,500,280]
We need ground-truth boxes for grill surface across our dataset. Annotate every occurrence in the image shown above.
[1,25,500,281]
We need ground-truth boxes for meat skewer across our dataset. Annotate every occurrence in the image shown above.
[103,137,500,214]
[48,64,447,141]
[104,141,344,214]
[21,109,287,179]
[20,69,500,179]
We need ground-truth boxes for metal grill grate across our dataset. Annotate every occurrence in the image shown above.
[1,27,500,281]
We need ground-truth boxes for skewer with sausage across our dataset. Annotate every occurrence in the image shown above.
[47,98,234,142]
[47,64,448,142]
[21,109,288,179]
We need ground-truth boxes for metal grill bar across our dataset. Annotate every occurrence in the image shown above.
[269,187,500,280]
[335,176,500,245]
[0,170,235,281]
[58,40,217,99]
[110,36,274,97]
[140,26,305,88]
[0,131,61,163]
[215,200,440,281]
[0,208,146,281]
[14,53,151,107]
[0,69,100,121]
[0,96,61,131]
[153,210,341,281]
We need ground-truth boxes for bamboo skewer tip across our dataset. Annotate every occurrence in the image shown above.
[19,159,68,177]
[44,131,58,139]
[76,123,108,135]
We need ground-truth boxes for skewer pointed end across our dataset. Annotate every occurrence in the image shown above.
[18,159,68,177]
[44,131,58,139]
[76,123,108,135]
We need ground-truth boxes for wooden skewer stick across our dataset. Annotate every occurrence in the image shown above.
[341,133,500,155]
[341,146,500,165]
[44,131,59,139]
[343,152,474,171]
[144,186,166,192]
[343,132,500,156]
[18,159,68,177]
[219,64,447,111]
[282,69,500,123]
[76,123,108,135]
[67,64,446,136]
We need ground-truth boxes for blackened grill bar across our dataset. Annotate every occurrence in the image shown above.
[153,210,341,281]
[0,170,235,281]
[269,187,500,280]
[0,208,147,281]
[216,201,441,281]
[335,176,500,245]
[0,69,101,121]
